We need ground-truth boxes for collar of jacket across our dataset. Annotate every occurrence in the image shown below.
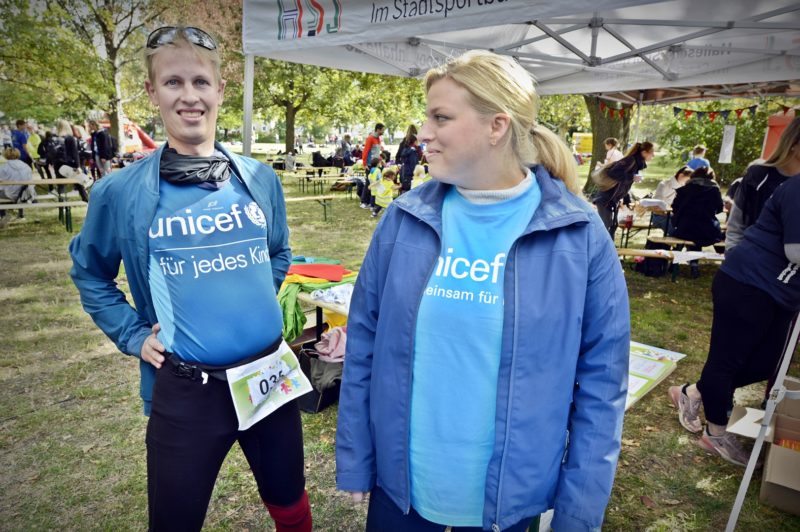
[392,164,590,236]
[687,177,719,188]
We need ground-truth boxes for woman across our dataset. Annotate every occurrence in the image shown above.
[336,50,630,532]
[727,117,800,250]
[394,123,418,162]
[0,147,35,214]
[669,172,800,466]
[54,119,91,201]
[69,26,311,531]
[593,141,655,236]
[650,166,692,233]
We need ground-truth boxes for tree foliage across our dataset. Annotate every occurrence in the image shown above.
[0,0,164,141]
[582,95,632,194]
[656,99,798,185]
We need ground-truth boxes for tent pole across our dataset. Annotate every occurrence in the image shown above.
[243,53,255,157]
[634,90,643,142]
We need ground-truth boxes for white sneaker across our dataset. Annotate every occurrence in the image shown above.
[360,203,369,209]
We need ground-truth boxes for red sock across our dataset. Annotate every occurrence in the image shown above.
[264,490,312,532]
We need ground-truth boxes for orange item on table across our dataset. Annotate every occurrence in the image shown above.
[287,264,349,282]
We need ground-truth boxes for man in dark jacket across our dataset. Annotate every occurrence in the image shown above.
[88,120,114,177]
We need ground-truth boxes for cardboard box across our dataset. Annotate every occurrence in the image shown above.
[727,376,800,516]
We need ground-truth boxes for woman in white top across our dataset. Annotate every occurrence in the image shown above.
[602,137,623,166]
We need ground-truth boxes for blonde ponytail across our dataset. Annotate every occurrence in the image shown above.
[531,124,580,195]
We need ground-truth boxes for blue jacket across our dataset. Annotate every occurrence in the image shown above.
[69,143,291,415]
[336,166,629,532]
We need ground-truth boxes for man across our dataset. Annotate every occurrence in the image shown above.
[11,120,32,167]
[69,26,311,531]
[87,120,113,178]
[361,122,385,167]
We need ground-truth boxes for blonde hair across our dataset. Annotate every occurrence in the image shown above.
[424,50,580,194]
[55,119,72,137]
[693,145,707,155]
[3,147,20,160]
[764,117,800,169]
[413,165,426,178]
[145,27,222,84]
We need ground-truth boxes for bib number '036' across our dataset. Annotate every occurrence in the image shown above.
[226,340,312,430]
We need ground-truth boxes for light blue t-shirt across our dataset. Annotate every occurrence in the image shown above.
[148,175,283,365]
[409,177,541,526]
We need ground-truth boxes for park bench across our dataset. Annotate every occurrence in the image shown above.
[285,195,337,221]
[0,178,87,232]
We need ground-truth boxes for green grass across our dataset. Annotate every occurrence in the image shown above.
[0,178,798,531]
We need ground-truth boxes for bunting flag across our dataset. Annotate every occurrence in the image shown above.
[780,105,792,115]
[598,101,631,120]
[672,104,759,122]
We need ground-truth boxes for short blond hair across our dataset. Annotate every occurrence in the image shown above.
[144,27,222,84]
[424,50,579,195]
[55,119,72,137]
[3,147,20,160]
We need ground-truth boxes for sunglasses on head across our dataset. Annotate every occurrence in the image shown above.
[147,26,217,50]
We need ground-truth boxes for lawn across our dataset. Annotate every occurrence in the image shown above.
[0,160,798,531]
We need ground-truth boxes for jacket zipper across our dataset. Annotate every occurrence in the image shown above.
[404,221,442,514]
[493,241,521,531]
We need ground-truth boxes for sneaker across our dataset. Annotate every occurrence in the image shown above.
[668,384,703,433]
[371,211,378,218]
[360,203,369,209]
[697,429,753,467]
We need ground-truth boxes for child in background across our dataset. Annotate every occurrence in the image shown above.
[411,164,430,189]
[361,157,383,209]
[370,167,399,218]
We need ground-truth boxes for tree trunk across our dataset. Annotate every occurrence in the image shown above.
[285,104,296,153]
[582,95,632,195]
[111,58,125,151]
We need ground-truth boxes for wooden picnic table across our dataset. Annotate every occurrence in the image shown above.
[297,291,349,341]
[0,178,88,231]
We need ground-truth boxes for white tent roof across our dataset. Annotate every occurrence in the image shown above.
[240,0,800,151]
[243,0,799,95]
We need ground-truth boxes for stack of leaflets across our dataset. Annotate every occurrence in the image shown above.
[626,341,686,411]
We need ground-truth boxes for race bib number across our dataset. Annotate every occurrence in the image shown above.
[226,340,312,430]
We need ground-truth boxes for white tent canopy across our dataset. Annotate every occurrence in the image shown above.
[240,0,800,153]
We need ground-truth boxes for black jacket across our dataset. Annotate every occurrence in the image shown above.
[671,178,724,247]
[593,152,646,208]
[91,128,113,160]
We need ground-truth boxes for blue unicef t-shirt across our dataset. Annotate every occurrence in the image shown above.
[410,176,541,526]
[148,174,283,365]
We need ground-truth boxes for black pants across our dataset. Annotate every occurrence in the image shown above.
[596,202,618,238]
[697,270,795,426]
[366,486,537,532]
[146,365,306,532]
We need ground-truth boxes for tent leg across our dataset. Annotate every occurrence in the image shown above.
[725,313,800,532]
[243,54,255,157]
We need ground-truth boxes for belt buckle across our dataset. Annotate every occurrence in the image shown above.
[173,361,197,380]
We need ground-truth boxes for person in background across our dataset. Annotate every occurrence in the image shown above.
[361,122,385,167]
[54,119,91,200]
[1,125,12,149]
[36,131,57,185]
[686,144,710,170]
[337,49,629,532]
[394,124,418,162]
[669,172,800,466]
[11,120,32,167]
[360,156,382,210]
[285,148,297,171]
[25,124,42,166]
[602,137,623,167]
[399,134,421,193]
[369,166,399,218]
[670,166,724,277]
[0,147,36,216]
[88,120,114,178]
[410,164,430,189]
[593,141,655,237]
[727,117,800,250]
[651,166,692,233]
[69,25,311,531]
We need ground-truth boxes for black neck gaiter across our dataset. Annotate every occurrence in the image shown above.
[159,147,231,185]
